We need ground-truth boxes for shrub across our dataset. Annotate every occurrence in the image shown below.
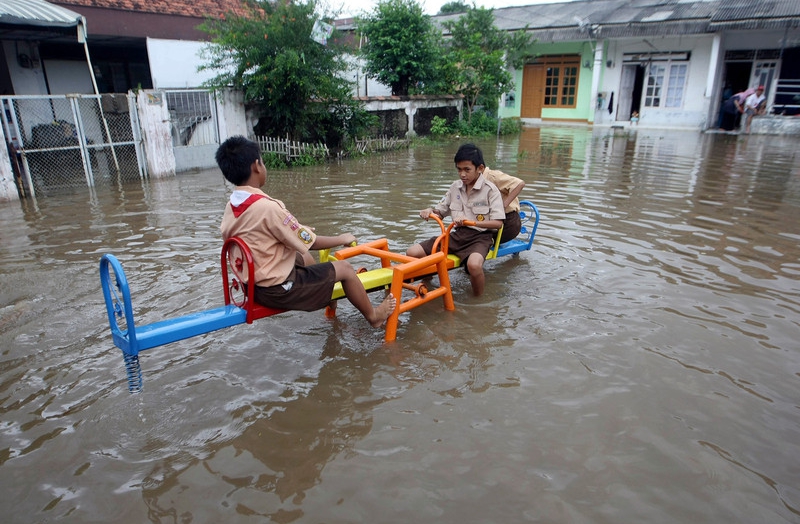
[499,117,523,135]
[262,153,288,169]
[430,116,451,136]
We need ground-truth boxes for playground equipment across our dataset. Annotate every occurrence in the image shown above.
[100,201,539,392]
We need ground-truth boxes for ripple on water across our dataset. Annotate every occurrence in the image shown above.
[1,131,800,522]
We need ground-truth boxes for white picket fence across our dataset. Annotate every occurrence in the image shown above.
[254,134,409,162]
[254,135,329,162]
[353,135,409,154]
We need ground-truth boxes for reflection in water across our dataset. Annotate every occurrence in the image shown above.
[142,331,385,521]
[1,129,799,522]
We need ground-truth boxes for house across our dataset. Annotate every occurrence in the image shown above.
[432,0,800,131]
[0,0,250,202]
[1,0,88,96]
[337,0,800,131]
[2,0,244,96]
[48,0,245,93]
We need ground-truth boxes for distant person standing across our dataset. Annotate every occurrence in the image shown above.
[743,85,767,134]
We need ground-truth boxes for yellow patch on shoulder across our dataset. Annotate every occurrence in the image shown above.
[298,228,313,244]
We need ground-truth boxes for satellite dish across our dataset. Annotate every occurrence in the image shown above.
[574,16,589,31]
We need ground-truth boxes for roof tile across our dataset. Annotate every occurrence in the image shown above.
[55,0,247,19]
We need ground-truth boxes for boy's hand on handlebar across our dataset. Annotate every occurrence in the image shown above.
[419,208,435,220]
[340,233,357,247]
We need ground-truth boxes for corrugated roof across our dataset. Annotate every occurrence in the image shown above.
[437,0,800,39]
[0,0,83,28]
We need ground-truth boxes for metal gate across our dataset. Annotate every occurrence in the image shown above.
[1,93,146,198]
[165,89,220,172]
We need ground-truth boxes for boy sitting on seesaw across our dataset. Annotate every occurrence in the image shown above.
[406,143,505,296]
[216,135,395,327]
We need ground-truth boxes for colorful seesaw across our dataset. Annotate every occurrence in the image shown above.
[100,201,539,392]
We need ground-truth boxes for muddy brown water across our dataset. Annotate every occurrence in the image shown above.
[1,128,799,523]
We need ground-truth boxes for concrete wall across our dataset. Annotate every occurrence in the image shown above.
[343,54,393,98]
[43,60,94,95]
[216,89,250,140]
[750,115,800,135]
[360,96,463,137]
[587,35,716,128]
[0,122,18,202]
[3,41,48,95]
[147,38,218,90]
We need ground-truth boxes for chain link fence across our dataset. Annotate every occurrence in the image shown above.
[2,94,146,197]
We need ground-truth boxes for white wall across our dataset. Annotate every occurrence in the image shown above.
[146,38,217,89]
[3,41,48,95]
[43,60,94,94]
[602,35,715,128]
[343,54,392,97]
[216,89,250,139]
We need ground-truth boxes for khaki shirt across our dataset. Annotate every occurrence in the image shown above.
[432,174,505,231]
[220,186,316,287]
[483,167,523,213]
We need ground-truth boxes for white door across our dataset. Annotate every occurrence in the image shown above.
[616,65,638,121]
[750,60,780,108]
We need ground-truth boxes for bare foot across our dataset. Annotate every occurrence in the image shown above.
[370,293,397,327]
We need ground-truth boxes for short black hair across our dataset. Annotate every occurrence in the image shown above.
[215,135,261,186]
[454,143,485,168]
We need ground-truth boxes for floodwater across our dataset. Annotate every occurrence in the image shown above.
[1,127,799,523]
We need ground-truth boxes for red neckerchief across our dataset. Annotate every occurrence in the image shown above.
[231,193,266,218]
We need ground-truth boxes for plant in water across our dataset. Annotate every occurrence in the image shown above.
[261,153,287,169]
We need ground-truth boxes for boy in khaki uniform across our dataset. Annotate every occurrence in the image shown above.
[482,167,525,244]
[217,136,395,327]
[407,144,505,296]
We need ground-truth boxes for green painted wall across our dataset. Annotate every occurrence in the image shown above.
[499,41,602,122]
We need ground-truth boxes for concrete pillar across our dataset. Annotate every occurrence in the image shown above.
[136,90,176,178]
[405,103,417,138]
[705,33,724,129]
[0,123,20,202]
[589,40,604,124]
[216,89,250,141]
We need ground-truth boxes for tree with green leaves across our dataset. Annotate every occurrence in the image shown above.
[442,7,533,121]
[357,0,443,96]
[198,0,367,143]
[438,1,470,15]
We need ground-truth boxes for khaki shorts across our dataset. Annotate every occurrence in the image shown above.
[418,227,496,262]
[500,210,522,244]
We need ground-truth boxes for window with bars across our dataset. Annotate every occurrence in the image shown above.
[542,57,580,108]
[645,62,688,108]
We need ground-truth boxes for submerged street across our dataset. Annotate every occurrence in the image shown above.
[0,127,798,523]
